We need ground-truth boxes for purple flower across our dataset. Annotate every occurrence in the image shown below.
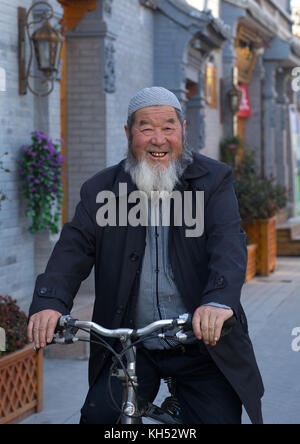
[31,131,49,145]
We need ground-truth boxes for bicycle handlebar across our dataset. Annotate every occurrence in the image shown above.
[55,312,236,344]
[57,312,192,340]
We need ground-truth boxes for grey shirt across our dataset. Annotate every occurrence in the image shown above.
[134,201,191,349]
[134,199,230,350]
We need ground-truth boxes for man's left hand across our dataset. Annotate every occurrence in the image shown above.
[192,305,234,345]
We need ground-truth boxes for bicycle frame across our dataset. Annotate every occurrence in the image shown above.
[55,315,190,424]
[53,314,236,424]
[116,336,183,424]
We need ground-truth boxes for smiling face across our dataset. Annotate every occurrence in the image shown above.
[125,106,186,169]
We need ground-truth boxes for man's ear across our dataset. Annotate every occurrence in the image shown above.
[183,120,187,135]
[124,125,130,142]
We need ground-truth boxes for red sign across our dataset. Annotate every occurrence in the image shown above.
[237,83,252,118]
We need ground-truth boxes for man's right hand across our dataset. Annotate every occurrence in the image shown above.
[27,310,62,349]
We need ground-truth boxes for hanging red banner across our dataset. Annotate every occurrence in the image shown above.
[237,83,252,118]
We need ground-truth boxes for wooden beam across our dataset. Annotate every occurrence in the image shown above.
[57,0,98,31]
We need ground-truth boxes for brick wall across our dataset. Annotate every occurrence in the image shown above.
[0,0,63,312]
[105,0,154,167]
[67,36,106,217]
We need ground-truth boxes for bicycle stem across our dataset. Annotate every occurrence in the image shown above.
[118,337,141,424]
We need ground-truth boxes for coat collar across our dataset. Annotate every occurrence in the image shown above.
[113,153,209,196]
[182,153,209,180]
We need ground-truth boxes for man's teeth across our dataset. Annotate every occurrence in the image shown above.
[150,152,167,157]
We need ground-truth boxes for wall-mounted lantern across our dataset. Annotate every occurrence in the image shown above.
[18,1,64,97]
[227,86,242,114]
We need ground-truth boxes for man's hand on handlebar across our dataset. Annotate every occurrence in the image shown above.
[27,310,62,349]
[192,306,234,346]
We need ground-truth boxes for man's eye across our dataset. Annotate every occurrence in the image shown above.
[142,128,153,134]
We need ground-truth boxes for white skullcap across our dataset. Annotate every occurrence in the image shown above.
[128,86,182,118]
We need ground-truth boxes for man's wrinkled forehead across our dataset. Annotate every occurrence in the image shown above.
[134,106,180,127]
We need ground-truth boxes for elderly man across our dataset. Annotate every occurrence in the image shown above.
[28,87,264,424]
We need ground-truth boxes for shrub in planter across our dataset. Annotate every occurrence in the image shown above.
[0,295,29,356]
[0,296,43,424]
[221,145,288,276]
[233,148,288,224]
[233,148,288,275]
[18,131,64,235]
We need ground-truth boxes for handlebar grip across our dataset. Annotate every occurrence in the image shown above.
[220,316,237,337]
[181,313,237,336]
[179,313,237,345]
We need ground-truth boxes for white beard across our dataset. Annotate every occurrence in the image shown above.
[125,157,180,199]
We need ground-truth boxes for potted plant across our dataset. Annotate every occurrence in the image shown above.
[233,149,288,276]
[220,136,244,170]
[221,142,257,280]
[245,238,257,282]
[18,131,64,235]
[0,296,43,424]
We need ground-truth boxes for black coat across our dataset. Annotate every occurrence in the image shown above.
[29,152,264,424]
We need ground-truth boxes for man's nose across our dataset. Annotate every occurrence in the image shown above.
[150,130,167,146]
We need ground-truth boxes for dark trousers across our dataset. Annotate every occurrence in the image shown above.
[80,342,242,424]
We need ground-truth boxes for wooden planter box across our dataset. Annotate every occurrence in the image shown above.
[0,345,43,424]
[242,216,277,276]
[245,244,257,282]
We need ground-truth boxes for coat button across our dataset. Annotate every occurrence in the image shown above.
[116,305,124,315]
[215,276,225,287]
[130,252,139,262]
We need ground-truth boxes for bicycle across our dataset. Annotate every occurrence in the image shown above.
[44,313,236,424]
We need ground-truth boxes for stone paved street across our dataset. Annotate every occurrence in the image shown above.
[21,257,300,424]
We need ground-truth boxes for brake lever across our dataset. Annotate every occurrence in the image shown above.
[34,326,80,353]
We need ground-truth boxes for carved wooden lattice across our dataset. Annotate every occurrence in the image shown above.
[0,346,43,424]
